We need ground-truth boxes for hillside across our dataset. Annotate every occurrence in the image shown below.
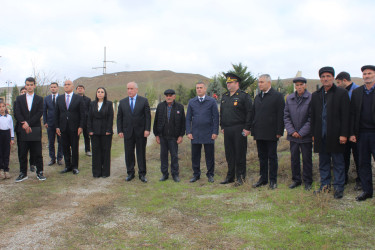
[73,70,210,102]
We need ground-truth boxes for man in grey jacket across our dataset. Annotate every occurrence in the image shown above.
[186,81,219,183]
[284,77,313,190]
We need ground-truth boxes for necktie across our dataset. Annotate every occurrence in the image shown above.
[261,92,264,98]
[130,98,134,113]
[199,97,203,102]
[52,95,56,106]
[66,94,70,110]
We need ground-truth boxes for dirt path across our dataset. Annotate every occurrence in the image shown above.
[0,135,156,249]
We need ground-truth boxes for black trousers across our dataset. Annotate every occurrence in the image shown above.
[223,125,247,181]
[344,141,360,184]
[47,126,63,161]
[160,136,179,177]
[60,125,80,170]
[191,143,215,178]
[124,135,147,177]
[91,134,112,177]
[16,133,35,167]
[357,132,375,196]
[18,140,43,175]
[82,125,91,152]
[256,140,278,183]
[290,141,313,184]
[0,130,11,172]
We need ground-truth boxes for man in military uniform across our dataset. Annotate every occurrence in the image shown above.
[220,73,252,186]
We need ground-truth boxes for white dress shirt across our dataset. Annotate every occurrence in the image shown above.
[26,93,34,111]
[0,114,15,139]
[98,101,103,111]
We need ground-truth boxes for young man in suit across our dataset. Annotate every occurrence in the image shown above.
[55,80,85,175]
[76,85,92,156]
[14,77,46,182]
[43,82,63,166]
[117,82,151,183]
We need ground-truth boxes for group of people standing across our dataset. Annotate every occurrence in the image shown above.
[0,65,374,202]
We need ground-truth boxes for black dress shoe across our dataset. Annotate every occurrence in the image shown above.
[126,175,135,182]
[356,192,373,201]
[173,176,180,182]
[304,183,312,191]
[190,176,200,183]
[72,169,79,175]
[252,179,267,188]
[48,160,56,166]
[60,168,72,174]
[220,179,234,184]
[289,182,301,189]
[354,182,362,191]
[269,182,277,190]
[208,176,214,183]
[334,190,343,199]
[57,160,63,166]
[139,176,147,183]
[159,175,169,181]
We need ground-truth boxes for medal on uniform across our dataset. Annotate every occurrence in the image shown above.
[234,101,238,106]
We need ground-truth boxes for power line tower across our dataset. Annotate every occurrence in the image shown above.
[92,46,115,75]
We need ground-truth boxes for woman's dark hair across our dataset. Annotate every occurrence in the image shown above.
[95,87,107,104]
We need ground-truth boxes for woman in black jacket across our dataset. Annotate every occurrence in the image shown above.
[87,87,114,178]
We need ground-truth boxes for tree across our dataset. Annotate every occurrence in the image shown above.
[31,61,58,97]
[11,84,19,107]
[188,88,196,100]
[145,86,157,108]
[207,75,223,100]
[176,83,189,105]
[219,63,257,94]
[272,77,287,96]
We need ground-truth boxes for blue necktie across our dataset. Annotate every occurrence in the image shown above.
[130,97,134,113]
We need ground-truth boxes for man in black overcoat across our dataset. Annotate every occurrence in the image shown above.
[311,67,350,199]
[251,74,285,189]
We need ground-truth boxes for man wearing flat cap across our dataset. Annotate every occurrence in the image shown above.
[153,89,185,182]
[220,73,252,186]
[349,65,375,201]
[335,71,361,190]
[251,74,285,190]
[284,77,313,190]
[311,66,350,199]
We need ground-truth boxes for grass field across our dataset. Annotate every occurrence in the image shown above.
[0,127,374,249]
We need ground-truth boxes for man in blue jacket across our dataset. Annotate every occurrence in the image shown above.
[43,82,63,166]
[284,77,312,190]
[186,81,219,183]
[335,71,361,190]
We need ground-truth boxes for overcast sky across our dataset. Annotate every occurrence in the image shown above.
[1,0,374,86]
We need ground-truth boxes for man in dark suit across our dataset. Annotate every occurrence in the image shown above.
[14,77,46,182]
[43,82,63,166]
[117,82,151,183]
[55,80,85,175]
[311,67,350,199]
[251,74,285,190]
[186,81,219,183]
[76,85,92,156]
[350,65,375,201]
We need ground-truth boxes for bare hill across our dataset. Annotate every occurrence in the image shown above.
[73,70,210,101]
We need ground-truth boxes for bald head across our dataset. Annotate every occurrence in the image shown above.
[64,80,74,94]
[127,82,139,98]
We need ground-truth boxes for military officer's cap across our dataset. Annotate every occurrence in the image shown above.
[225,73,242,83]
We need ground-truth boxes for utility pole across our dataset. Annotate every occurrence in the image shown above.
[92,46,115,75]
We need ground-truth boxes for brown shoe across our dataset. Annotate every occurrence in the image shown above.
[4,172,11,179]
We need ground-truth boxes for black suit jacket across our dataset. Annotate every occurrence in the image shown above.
[311,84,350,153]
[43,94,58,127]
[117,95,151,139]
[87,101,114,135]
[350,85,375,137]
[14,94,43,133]
[55,93,85,132]
[251,88,285,141]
